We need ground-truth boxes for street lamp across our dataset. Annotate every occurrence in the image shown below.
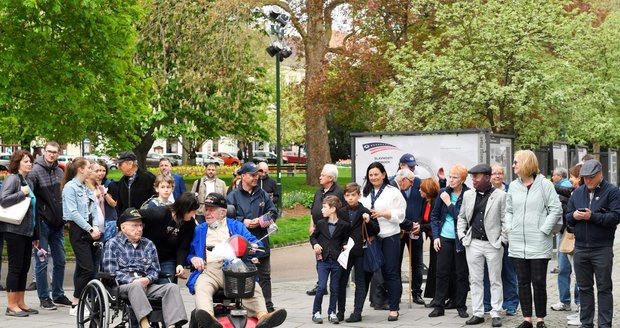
[266,10,292,216]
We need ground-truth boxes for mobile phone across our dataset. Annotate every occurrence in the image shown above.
[577,208,587,212]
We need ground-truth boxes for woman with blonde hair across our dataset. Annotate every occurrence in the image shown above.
[507,150,562,328]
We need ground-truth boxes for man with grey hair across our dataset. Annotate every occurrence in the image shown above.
[116,151,156,215]
[393,168,426,306]
[552,167,572,188]
[306,164,345,296]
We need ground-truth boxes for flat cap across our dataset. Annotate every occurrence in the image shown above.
[117,151,137,163]
[468,163,492,175]
[579,159,602,177]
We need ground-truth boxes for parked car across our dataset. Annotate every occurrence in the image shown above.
[0,153,11,171]
[195,153,224,166]
[145,153,165,168]
[212,152,240,166]
[282,151,307,164]
[163,153,183,166]
[85,155,118,170]
[252,151,288,165]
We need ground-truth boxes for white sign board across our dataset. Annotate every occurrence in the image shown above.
[353,133,484,188]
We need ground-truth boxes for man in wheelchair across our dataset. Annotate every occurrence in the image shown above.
[187,193,287,328]
[103,208,188,328]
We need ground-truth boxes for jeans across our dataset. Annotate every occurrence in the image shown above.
[381,234,403,311]
[483,245,519,311]
[313,259,341,314]
[36,221,67,301]
[159,259,176,284]
[574,246,613,328]
[558,233,579,305]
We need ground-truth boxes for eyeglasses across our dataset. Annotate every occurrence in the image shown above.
[45,150,59,155]
[491,172,504,176]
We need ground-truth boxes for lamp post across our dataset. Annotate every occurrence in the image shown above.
[266,11,292,216]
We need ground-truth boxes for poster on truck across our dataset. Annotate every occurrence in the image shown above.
[351,129,514,188]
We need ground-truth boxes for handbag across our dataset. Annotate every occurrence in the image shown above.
[0,197,31,225]
[559,231,575,255]
[362,221,384,273]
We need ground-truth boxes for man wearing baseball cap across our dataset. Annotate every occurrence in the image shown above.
[566,160,620,328]
[227,162,278,312]
[103,208,188,328]
[186,193,287,328]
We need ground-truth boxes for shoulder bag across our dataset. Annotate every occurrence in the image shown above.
[559,231,575,255]
[362,221,384,273]
[0,197,31,225]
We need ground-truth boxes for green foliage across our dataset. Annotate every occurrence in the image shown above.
[0,0,149,149]
[281,190,314,209]
[375,0,612,147]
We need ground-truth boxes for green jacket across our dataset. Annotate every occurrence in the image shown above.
[506,174,562,259]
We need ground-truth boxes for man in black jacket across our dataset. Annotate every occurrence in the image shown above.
[566,160,620,328]
[116,151,156,216]
[257,162,280,209]
[28,141,72,309]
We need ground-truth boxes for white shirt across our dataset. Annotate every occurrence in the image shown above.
[205,179,216,195]
[360,185,407,238]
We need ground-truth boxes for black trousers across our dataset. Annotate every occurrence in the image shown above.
[510,257,549,318]
[434,237,468,310]
[424,238,437,299]
[399,234,425,295]
[4,232,32,292]
[256,255,273,309]
[69,222,97,299]
[573,246,614,328]
[337,253,372,316]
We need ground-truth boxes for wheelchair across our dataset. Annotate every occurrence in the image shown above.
[76,243,172,328]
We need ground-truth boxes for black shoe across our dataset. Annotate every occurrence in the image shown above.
[194,309,222,328]
[345,313,361,323]
[0,284,5,291]
[267,307,275,313]
[516,321,533,328]
[412,293,426,305]
[387,312,399,322]
[428,308,444,317]
[535,322,546,328]
[53,295,73,306]
[336,313,344,322]
[5,308,29,317]
[40,298,57,310]
[466,316,484,325]
[257,309,287,328]
[457,308,469,318]
[25,282,36,291]
[445,300,456,309]
[492,317,502,327]
[306,286,317,296]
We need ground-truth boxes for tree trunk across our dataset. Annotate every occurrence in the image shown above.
[304,0,332,186]
[133,126,157,170]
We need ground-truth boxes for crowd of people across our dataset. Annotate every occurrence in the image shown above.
[0,146,286,328]
[307,151,620,328]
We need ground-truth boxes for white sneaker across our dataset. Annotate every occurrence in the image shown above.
[550,302,571,311]
[328,313,339,324]
[566,312,579,320]
[312,312,323,324]
[567,317,581,326]
[69,306,89,317]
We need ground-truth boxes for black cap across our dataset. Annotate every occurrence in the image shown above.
[579,160,602,177]
[468,163,492,175]
[118,207,142,224]
[117,151,137,163]
[204,193,227,209]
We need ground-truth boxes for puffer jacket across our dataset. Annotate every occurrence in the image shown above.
[506,174,562,259]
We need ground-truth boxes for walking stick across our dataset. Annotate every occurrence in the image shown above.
[408,235,413,309]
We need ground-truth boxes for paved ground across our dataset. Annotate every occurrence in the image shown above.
[1,233,619,328]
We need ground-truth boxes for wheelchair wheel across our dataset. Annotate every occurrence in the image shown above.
[78,279,111,328]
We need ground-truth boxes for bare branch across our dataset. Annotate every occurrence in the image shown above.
[256,0,306,40]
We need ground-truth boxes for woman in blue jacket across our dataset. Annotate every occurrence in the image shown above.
[506,150,562,328]
[428,164,470,319]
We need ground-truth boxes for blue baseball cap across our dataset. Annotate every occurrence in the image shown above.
[238,162,261,175]
[399,153,417,167]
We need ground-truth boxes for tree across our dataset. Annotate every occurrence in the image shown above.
[376,0,596,146]
[0,0,149,150]
[133,0,271,166]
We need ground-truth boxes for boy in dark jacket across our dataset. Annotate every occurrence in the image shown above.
[310,195,350,324]
[336,183,379,323]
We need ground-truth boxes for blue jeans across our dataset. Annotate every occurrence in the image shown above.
[558,233,579,305]
[312,259,341,315]
[36,221,67,301]
[483,245,519,312]
[381,234,402,311]
[158,259,176,284]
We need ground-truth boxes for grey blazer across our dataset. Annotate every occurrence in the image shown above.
[0,173,36,237]
[456,188,507,249]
